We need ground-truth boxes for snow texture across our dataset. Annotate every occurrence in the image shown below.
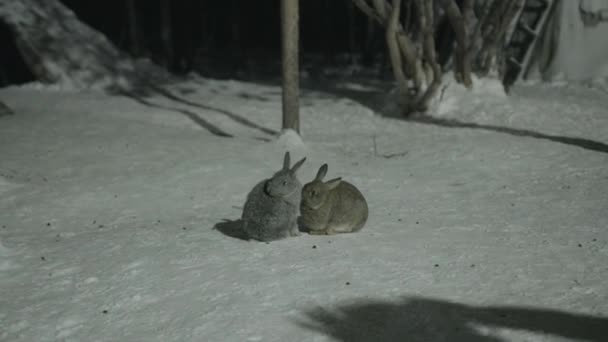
[1,75,607,342]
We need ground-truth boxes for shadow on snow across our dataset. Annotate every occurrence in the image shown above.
[303,79,608,154]
[409,116,608,154]
[295,296,608,342]
[213,219,249,241]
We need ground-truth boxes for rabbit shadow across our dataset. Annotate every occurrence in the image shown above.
[213,219,249,241]
[215,217,311,240]
[296,216,311,234]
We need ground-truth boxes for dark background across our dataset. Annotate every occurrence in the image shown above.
[0,0,388,86]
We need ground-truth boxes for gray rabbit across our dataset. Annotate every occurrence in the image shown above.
[242,151,306,242]
[300,164,368,235]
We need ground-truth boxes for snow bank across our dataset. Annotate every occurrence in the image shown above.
[18,81,86,93]
[430,74,507,117]
[275,129,308,155]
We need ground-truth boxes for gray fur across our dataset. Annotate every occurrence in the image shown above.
[242,152,306,242]
[300,164,368,235]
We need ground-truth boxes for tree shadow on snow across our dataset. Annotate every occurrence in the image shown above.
[120,85,279,139]
[213,219,249,241]
[300,78,392,113]
[295,296,608,342]
[151,86,278,136]
[237,92,271,102]
[122,91,233,137]
[410,116,608,154]
[299,79,608,154]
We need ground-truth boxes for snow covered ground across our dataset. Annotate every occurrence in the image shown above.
[0,75,607,342]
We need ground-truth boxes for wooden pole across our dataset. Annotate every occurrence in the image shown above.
[281,0,300,134]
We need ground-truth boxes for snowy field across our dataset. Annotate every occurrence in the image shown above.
[1,76,607,342]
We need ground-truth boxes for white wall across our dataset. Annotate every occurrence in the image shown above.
[542,0,608,81]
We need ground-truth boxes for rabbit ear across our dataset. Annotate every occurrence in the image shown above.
[282,151,291,171]
[325,177,342,190]
[291,157,306,173]
[315,164,328,181]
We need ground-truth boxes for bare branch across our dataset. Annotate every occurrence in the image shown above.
[352,0,384,25]
[442,0,472,87]
[477,0,524,74]
[468,0,493,54]
[371,0,390,19]
[386,0,408,96]
[462,0,474,29]
[353,0,422,90]
[497,0,525,38]
[396,32,422,89]
[415,0,442,110]
[403,0,413,31]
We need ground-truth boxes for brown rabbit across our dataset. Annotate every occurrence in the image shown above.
[300,164,368,235]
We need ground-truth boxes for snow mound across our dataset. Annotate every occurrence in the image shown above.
[588,75,608,93]
[19,81,84,93]
[275,129,308,155]
[17,73,132,93]
[430,74,507,117]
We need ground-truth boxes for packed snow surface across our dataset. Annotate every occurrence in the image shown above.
[1,76,607,342]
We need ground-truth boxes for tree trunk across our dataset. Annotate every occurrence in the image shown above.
[126,0,141,57]
[0,0,167,92]
[442,0,472,88]
[199,0,210,51]
[347,0,356,65]
[281,0,300,134]
[352,0,521,116]
[475,0,524,76]
[354,0,422,89]
[362,15,376,66]
[229,0,242,68]
[416,0,442,111]
[160,0,173,69]
[323,0,334,64]
[386,0,408,97]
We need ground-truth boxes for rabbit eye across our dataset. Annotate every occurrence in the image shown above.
[282,181,287,186]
